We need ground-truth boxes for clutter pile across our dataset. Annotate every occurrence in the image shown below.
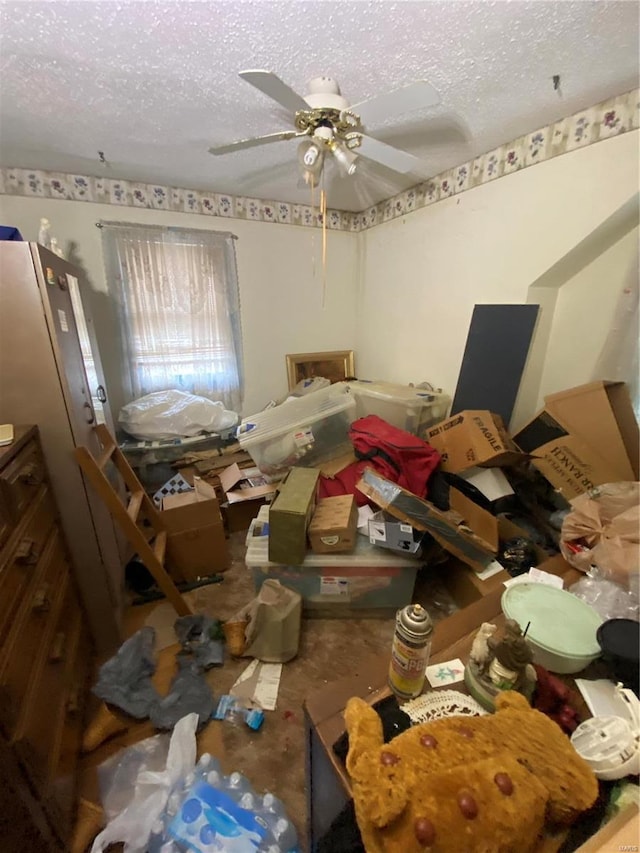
[84,376,638,853]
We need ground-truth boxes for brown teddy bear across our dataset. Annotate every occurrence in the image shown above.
[344,690,598,852]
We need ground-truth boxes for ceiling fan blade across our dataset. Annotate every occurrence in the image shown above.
[209,130,300,155]
[351,80,441,127]
[239,70,310,114]
[356,134,429,175]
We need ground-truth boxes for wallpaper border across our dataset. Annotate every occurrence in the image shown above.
[1,88,637,234]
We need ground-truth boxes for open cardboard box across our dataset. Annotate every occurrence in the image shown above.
[219,462,278,533]
[162,477,229,581]
[356,467,499,573]
[514,381,640,501]
[425,410,527,473]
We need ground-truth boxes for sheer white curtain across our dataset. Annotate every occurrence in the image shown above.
[102,223,243,412]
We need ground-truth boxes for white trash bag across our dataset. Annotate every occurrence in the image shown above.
[119,390,238,440]
[91,712,198,853]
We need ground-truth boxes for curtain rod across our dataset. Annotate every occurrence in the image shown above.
[95,220,237,239]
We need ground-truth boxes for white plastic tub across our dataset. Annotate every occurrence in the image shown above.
[346,380,449,435]
[245,507,418,615]
[237,385,356,474]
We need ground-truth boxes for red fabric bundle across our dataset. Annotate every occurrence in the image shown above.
[319,415,441,505]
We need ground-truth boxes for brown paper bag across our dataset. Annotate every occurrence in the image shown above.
[560,482,639,587]
[231,580,301,663]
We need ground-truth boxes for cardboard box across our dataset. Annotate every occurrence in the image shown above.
[162,478,229,581]
[368,511,425,556]
[219,463,277,533]
[442,552,573,610]
[425,411,526,473]
[269,467,320,564]
[308,495,357,554]
[356,467,498,573]
[513,381,639,501]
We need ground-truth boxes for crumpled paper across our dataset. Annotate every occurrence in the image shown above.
[561,481,639,587]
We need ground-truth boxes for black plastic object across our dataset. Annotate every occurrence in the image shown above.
[125,556,155,594]
[500,536,539,577]
[451,304,539,424]
[332,694,412,764]
[596,619,640,695]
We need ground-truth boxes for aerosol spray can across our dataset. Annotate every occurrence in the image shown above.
[388,604,433,699]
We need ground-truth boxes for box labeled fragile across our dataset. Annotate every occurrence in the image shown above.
[425,410,526,473]
[308,495,357,554]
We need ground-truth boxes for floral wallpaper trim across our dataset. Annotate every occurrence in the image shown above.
[1,88,636,234]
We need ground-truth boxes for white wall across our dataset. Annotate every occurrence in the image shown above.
[0,197,359,417]
[537,225,639,403]
[357,131,640,424]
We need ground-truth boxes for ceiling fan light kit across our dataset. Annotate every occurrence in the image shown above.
[209,70,440,187]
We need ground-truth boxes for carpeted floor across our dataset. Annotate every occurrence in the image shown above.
[79,528,457,852]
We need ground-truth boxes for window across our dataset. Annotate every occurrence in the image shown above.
[102,223,243,412]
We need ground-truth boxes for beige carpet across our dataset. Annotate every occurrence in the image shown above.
[87,529,457,852]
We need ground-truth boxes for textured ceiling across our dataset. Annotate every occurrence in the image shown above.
[0,1,638,212]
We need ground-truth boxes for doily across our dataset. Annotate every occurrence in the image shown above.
[402,690,488,724]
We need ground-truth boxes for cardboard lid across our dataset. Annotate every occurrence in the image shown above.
[543,381,638,481]
[220,462,277,503]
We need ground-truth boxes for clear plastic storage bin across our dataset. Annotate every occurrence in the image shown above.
[346,380,449,435]
[237,385,356,475]
[245,507,419,615]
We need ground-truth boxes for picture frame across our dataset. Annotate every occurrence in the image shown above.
[286,350,355,391]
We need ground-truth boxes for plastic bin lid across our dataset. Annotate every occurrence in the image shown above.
[347,380,444,405]
[502,583,603,658]
[237,384,356,447]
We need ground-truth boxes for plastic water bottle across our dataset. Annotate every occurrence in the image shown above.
[259,794,297,852]
[226,771,252,801]
[239,791,257,810]
[206,768,223,788]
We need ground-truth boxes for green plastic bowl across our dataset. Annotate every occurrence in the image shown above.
[501,583,603,674]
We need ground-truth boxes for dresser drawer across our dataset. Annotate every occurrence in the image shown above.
[45,621,91,837]
[0,487,57,647]
[0,440,46,521]
[0,530,68,736]
[12,582,80,795]
[0,489,13,552]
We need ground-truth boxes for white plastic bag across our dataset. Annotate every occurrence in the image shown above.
[119,390,238,440]
[91,712,198,853]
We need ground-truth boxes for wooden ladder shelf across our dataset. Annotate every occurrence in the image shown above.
[75,424,191,616]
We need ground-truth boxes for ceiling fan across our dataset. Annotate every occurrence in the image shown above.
[208,71,441,184]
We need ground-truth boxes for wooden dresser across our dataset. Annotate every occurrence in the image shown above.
[0,425,91,851]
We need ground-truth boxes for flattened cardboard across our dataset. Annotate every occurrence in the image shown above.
[317,451,357,478]
[308,495,357,554]
[425,410,526,473]
[514,381,639,501]
[356,467,497,573]
[162,477,229,580]
[269,467,320,564]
